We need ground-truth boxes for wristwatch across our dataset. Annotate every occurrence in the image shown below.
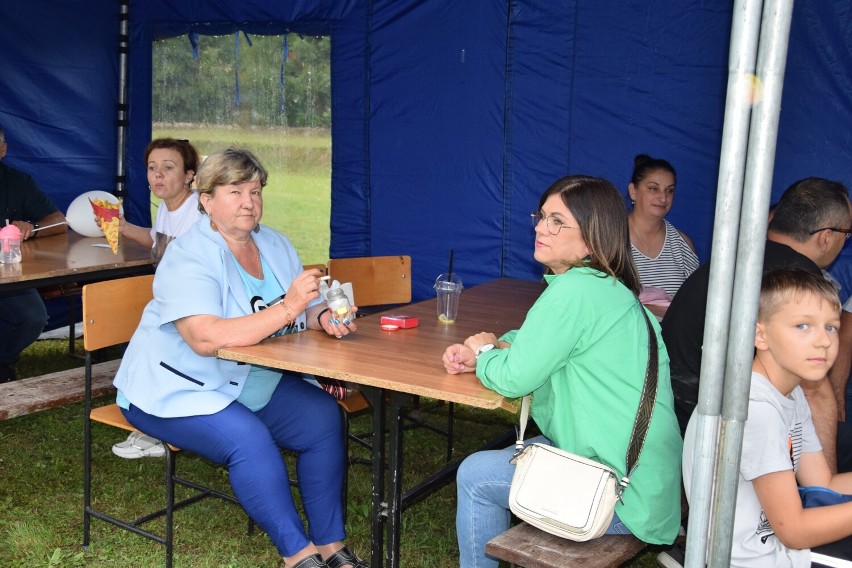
[475,343,496,358]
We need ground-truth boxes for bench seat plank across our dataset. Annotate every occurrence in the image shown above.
[485,522,647,568]
[0,360,119,420]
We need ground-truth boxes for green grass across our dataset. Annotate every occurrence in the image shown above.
[0,342,517,567]
[1,339,661,567]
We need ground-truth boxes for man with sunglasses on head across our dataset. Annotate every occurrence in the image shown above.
[0,126,68,383]
[663,177,852,472]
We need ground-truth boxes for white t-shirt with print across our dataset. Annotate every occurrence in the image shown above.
[151,192,203,259]
[683,372,821,567]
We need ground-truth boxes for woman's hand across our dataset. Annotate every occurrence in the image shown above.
[443,344,476,374]
[286,269,324,313]
[463,332,500,355]
[317,305,358,338]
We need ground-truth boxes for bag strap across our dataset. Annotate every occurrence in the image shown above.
[514,300,659,497]
[623,304,659,484]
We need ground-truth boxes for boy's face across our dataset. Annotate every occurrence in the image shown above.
[755,292,840,386]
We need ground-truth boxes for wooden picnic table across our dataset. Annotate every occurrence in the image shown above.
[218,277,546,568]
[0,230,155,292]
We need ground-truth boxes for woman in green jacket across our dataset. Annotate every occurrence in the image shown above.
[443,175,683,568]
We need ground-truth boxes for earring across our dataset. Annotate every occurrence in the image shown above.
[253,223,260,233]
[210,219,218,232]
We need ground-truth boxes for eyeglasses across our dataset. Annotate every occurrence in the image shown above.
[530,211,577,235]
[809,227,852,240]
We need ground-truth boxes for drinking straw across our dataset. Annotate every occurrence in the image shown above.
[448,249,454,280]
[30,220,69,233]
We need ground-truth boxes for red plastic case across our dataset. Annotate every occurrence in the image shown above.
[380,315,419,329]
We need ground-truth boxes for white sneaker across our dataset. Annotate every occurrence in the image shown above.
[657,543,685,568]
[112,431,166,459]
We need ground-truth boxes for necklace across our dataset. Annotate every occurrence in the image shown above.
[227,238,262,277]
[630,218,665,256]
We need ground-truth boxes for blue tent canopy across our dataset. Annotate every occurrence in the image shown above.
[2,0,851,303]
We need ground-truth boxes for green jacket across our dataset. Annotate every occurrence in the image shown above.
[476,267,683,544]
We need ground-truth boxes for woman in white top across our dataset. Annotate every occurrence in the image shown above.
[112,138,204,460]
[627,154,698,313]
[118,138,203,260]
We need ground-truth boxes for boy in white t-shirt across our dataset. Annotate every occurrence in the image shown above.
[683,268,852,567]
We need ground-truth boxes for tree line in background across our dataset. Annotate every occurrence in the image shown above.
[152,33,330,128]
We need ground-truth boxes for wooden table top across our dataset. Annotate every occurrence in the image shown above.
[218,277,546,411]
[0,230,155,289]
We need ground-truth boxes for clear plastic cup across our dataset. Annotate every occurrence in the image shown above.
[0,239,22,264]
[0,224,22,264]
[434,273,463,324]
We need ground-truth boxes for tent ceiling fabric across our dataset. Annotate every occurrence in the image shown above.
[1,0,851,301]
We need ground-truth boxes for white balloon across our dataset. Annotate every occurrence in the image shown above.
[66,190,120,237]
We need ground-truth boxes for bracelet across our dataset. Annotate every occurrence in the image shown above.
[280,301,296,324]
[316,307,331,327]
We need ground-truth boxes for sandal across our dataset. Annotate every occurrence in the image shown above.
[325,546,370,568]
[291,554,327,568]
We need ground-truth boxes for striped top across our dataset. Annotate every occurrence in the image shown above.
[631,220,699,299]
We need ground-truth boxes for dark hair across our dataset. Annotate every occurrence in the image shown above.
[768,177,851,241]
[538,175,641,294]
[630,154,676,187]
[759,268,840,321]
[144,138,200,180]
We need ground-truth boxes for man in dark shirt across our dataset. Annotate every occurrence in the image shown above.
[663,177,852,471]
[0,126,68,382]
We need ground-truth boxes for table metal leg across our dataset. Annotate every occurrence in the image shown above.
[360,386,386,568]
[352,389,515,568]
[385,390,407,568]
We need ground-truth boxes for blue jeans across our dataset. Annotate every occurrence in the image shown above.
[0,289,48,365]
[456,435,632,568]
[122,372,346,557]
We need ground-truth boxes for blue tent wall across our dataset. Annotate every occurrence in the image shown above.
[781,1,852,298]
[366,1,509,290]
[2,0,852,305]
[125,0,369,248]
[494,1,730,283]
[0,2,122,331]
[0,3,119,214]
[366,0,735,297]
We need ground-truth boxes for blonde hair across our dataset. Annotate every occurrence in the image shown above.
[195,148,268,212]
[759,268,841,322]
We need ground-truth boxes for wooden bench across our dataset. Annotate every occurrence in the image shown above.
[0,360,119,420]
[486,522,648,568]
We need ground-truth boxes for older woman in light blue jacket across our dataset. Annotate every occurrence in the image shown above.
[113,148,368,568]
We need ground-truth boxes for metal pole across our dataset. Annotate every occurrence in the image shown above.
[684,0,763,564]
[115,0,130,199]
[708,0,795,565]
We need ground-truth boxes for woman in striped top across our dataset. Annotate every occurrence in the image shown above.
[627,154,698,310]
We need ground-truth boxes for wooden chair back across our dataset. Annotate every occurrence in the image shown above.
[327,255,411,307]
[82,274,154,352]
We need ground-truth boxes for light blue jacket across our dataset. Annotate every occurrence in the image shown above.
[113,219,308,418]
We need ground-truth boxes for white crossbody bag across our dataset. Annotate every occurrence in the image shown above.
[508,303,659,541]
